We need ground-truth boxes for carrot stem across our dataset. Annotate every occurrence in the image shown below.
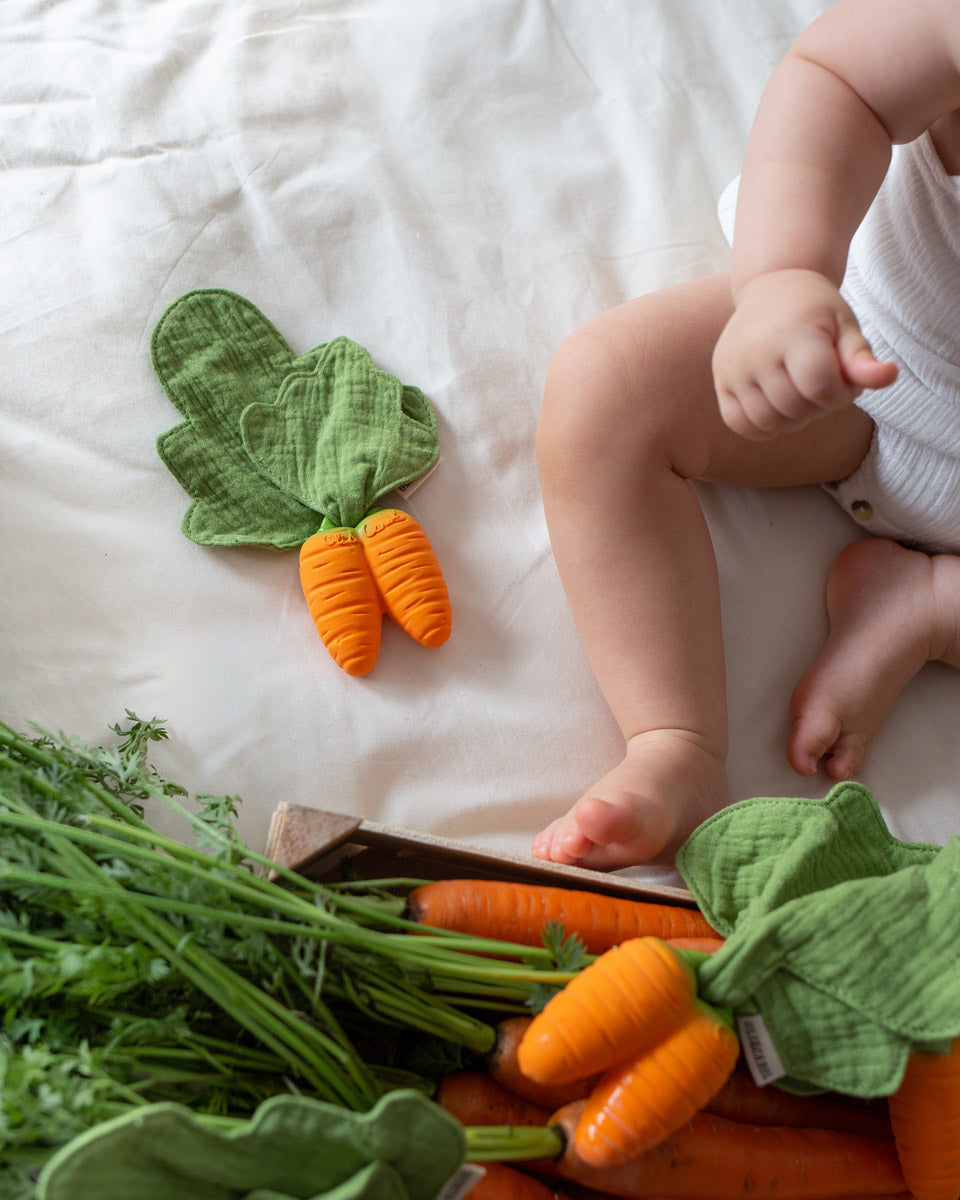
[465,1125,564,1162]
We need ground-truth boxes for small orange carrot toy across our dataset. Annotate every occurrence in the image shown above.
[358,508,451,648]
[517,937,700,1085]
[573,1000,740,1165]
[487,1017,599,1109]
[298,509,450,675]
[888,1036,960,1200]
[152,294,449,677]
[406,878,718,953]
[298,525,383,676]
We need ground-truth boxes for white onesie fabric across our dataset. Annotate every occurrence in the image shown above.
[719,132,960,555]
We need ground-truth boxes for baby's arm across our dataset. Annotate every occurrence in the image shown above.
[713,0,960,440]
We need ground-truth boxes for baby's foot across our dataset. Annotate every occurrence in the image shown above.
[788,538,960,781]
[531,729,728,870]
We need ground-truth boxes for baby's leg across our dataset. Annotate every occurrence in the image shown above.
[788,538,960,781]
[532,273,874,870]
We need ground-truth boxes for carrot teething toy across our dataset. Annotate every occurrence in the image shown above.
[517,936,739,1168]
[573,998,740,1165]
[517,936,702,1085]
[151,288,450,675]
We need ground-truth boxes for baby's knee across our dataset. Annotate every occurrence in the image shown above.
[537,317,657,475]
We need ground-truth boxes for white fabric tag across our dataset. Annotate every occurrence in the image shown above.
[394,456,442,499]
[434,1163,487,1200]
[737,1012,787,1086]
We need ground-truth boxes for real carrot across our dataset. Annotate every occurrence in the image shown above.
[299,525,383,675]
[436,1070,553,1128]
[888,1035,960,1200]
[573,1001,740,1166]
[487,1017,598,1109]
[357,507,451,648]
[545,1105,908,1200]
[406,879,718,954]
[464,1162,567,1200]
[664,936,725,954]
[706,1062,892,1138]
[517,937,700,1085]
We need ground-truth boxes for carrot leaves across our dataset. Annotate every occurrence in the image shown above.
[36,1090,466,1200]
[525,920,590,1013]
[240,337,438,529]
[678,781,960,1096]
[151,289,439,546]
[152,290,322,549]
[0,716,578,1186]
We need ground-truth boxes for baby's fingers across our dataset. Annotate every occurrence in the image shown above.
[782,324,861,410]
[717,381,780,440]
[718,366,823,440]
[838,324,898,391]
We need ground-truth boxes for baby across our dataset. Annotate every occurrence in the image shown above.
[532,0,960,870]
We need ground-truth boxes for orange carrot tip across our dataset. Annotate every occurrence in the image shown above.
[488,1017,600,1109]
[573,1000,740,1167]
[888,1036,960,1200]
[357,507,452,648]
[516,937,701,1086]
[299,525,383,675]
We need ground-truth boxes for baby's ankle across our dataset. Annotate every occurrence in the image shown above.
[624,726,727,766]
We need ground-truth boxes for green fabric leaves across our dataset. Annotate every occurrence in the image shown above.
[38,1090,465,1200]
[677,782,958,1097]
[152,290,439,546]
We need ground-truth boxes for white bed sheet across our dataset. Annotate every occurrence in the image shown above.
[3,0,958,888]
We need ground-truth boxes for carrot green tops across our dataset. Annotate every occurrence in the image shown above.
[38,1090,466,1200]
[151,290,450,673]
[676,780,955,1098]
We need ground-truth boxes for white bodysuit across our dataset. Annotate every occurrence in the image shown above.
[719,132,960,554]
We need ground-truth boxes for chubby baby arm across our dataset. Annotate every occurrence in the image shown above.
[711,269,897,441]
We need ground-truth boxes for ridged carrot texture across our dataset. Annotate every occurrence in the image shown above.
[298,525,383,675]
[517,937,699,1085]
[487,1017,600,1109]
[406,878,718,953]
[548,1105,909,1200]
[357,508,451,648]
[573,1000,740,1166]
[888,1036,960,1200]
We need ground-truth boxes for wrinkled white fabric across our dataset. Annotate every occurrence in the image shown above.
[829,133,960,553]
[2,0,958,887]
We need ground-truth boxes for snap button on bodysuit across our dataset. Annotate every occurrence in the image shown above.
[851,499,873,522]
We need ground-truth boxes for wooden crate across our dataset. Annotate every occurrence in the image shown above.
[265,802,699,907]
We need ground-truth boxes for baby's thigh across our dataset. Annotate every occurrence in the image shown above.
[543,274,736,469]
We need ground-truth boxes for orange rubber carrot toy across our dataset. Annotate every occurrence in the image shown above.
[152,289,451,675]
[517,936,739,1169]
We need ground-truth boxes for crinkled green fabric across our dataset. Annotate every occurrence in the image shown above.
[38,1091,465,1200]
[151,290,438,546]
[676,782,959,1097]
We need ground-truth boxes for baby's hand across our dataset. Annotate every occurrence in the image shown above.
[712,269,897,440]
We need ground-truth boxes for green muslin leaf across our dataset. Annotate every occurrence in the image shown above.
[38,1091,466,1200]
[677,783,959,1096]
[152,289,325,548]
[240,337,438,530]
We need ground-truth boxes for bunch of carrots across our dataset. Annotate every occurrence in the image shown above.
[409,877,960,1200]
[299,507,451,675]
